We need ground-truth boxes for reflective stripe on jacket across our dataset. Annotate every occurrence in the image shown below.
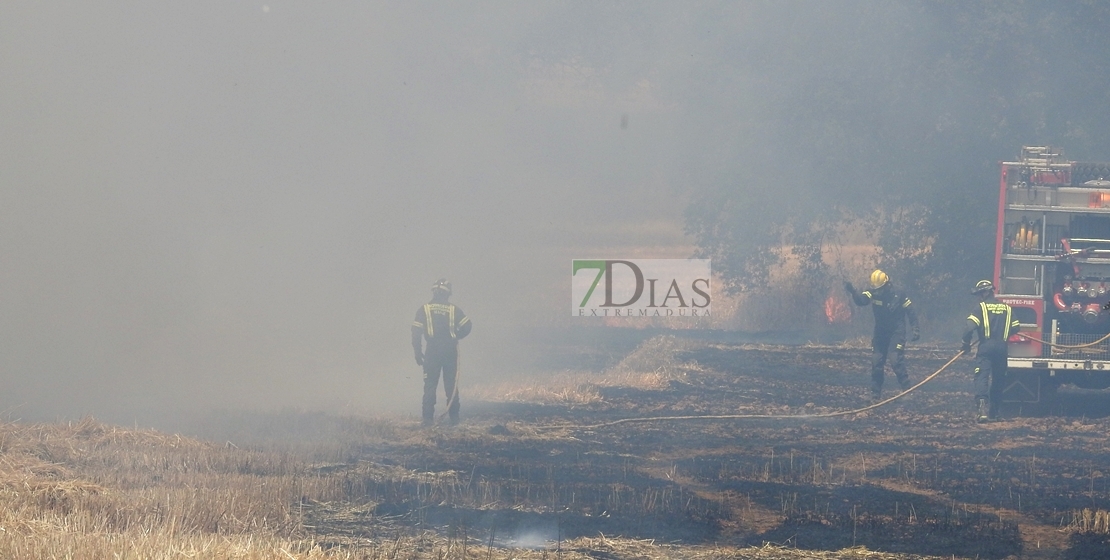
[967,301,1019,341]
[422,303,456,339]
[412,302,471,345]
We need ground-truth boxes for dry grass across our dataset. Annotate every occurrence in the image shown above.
[1071,508,1110,534]
[0,414,966,559]
[0,417,376,559]
[471,335,696,407]
[472,371,607,407]
[558,539,954,559]
[0,333,1072,560]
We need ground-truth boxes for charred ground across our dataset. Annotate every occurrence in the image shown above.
[8,332,1110,559]
[323,332,1110,559]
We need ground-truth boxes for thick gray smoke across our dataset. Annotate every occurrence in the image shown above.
[4,2,1106,426]
[0,3,693,424]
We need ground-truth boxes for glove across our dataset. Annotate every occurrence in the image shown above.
[844,281,855,295]
[415,351,424,366]
[911,329,920,342]
[960,342,972,355]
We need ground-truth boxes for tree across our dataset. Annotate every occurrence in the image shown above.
[685,1,1110,327]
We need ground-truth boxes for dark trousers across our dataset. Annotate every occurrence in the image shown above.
[973,340,1007,415]
[871,333,909,396]
[422,344,459,423]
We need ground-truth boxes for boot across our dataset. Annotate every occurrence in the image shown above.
[976,398,989,423]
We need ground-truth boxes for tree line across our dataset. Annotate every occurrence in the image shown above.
[682,1,1110,326]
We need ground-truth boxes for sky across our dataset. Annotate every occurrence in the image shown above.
[0,2,702,424]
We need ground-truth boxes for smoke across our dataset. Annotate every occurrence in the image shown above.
[3,2,1106,426]
[0,3,690,425]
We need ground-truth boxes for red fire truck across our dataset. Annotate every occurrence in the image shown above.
[994,146,1110,413]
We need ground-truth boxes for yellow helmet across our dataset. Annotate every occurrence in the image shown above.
[869,269,889,289]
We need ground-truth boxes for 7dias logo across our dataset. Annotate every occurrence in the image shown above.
[571,259,711,317]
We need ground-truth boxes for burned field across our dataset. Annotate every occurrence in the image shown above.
[327,336,1110,559]
[6,337,1110,559]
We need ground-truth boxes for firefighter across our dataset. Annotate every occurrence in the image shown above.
[412,278,472,426]
[961,279,1020,423]
[845,269,920,402]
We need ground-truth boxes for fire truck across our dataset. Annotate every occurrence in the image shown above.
[994,146,1110,413]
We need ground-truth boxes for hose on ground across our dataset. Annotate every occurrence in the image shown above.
[439,348,462,423]
[535,350,967,431]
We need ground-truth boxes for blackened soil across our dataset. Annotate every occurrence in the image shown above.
[329,340,1110,559]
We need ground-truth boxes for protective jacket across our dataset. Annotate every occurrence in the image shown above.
[962,296,1020,353]
[412,297,472,352]
[962,295,1020,412]
[848,282,919,398]
[850,285,919,339]
[412,294,472,425]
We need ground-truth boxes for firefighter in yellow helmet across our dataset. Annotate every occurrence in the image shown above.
[845,269,920,402]
[412,279,472,426]
[961,279,1020,423]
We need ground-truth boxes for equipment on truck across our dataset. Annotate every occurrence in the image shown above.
[991,146,1110,415]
